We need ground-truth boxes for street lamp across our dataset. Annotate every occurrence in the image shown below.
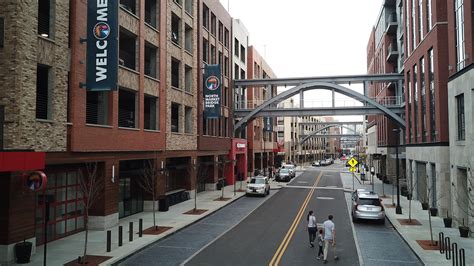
[393,128,402,214]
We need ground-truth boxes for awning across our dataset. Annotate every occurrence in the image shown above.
[0,151,45,172]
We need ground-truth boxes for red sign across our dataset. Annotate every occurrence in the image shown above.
[25,171,47,191]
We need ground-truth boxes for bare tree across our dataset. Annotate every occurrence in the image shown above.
[186,160,211,212]
[215,157,232,199]
[78,162,104,264]
[137,159,160,230]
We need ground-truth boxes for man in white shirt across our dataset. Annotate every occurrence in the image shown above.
[322,215,336,263]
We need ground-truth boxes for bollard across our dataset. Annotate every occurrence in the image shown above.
[129,222,133,242]
[439,232,444,254]
[451,242,458,266]
[445,237,451,260]
[106,230,111,252]
[459,248,465,266]
[118,226,123,247]
[139,218,143,237]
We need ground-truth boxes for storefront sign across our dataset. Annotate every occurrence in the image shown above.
[86,0,119,91]
[236,143,246,149]
[203,64,221,119]
[25,171,47,191]
[263,117,273,132]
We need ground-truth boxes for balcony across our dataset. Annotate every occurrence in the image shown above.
[386,42,399,63]
[386,13,398,35]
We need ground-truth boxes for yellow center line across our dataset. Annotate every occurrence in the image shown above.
[269,171,323,266]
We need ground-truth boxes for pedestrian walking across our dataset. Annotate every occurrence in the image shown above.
[316,229,324,260]
[322,214,337,263]
[307,210,317,247]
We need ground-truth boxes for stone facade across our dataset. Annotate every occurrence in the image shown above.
[448,67,474,230]
[0,0,69,152]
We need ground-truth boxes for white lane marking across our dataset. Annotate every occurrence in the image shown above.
[316,197,335,200]
[297,181,308,184]
[285,185,344,190]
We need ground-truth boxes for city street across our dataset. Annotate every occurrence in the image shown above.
[119,162,423,265]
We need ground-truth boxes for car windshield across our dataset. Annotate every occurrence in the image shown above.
[279,169,289,173]
[283,165,294,169]
[358,198,381,206]
[250,178,265,184]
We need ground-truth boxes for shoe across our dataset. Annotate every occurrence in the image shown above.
[323,260,327,264]
[310,242,314,248]
[316,257,321,260]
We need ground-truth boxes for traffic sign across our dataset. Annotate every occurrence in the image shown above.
[348,157,358,167]
[349,166,357,172]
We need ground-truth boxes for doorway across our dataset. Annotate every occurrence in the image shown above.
[118,160,144,218]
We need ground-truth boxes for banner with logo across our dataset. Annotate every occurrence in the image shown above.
[203,65,222,119]
[263,117,273,132]
[86,0,119,91]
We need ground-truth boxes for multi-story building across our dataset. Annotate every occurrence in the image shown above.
[246,46,277,175]
[366,1,405,183]
[402,0,451,215]
[447,0,474,230]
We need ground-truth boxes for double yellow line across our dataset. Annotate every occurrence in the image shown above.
[269,172,323,266]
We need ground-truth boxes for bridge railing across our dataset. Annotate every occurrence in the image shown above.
[234,96,402,110]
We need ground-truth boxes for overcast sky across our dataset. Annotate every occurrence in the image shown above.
[220,0,383,122]
[220,0,383,77]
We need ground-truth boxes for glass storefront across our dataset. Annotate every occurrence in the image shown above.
[118,160,144,218]
[35,168,84,245]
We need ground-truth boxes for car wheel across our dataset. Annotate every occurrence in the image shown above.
[352,215,358,223]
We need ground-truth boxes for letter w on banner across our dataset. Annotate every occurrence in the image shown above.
[203,64,222,119]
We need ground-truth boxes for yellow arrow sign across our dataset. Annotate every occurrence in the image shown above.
[348,157,358,167]
[349,166,357,172]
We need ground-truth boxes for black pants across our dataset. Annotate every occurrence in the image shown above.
[318,245,324,257]
[308,227,316,243]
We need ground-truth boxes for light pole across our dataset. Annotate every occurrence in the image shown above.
[393,128,402,214]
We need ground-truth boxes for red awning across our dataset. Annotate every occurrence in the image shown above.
[0,152,45,172]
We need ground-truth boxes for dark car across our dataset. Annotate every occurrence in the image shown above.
[275,168,291,182]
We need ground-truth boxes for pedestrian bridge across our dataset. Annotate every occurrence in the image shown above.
[233,74,405,133]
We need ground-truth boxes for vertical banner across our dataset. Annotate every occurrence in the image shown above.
[203,64,222,119]
[263,117,273,132]
[86,0,119,91]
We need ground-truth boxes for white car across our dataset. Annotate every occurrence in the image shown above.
[246,176,270,196]
[281,164,296,178]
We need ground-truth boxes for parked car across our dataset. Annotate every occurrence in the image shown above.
[351,190,385,224]
[246,176,270,196]
[281,164,296,178]
[275,168,292,182]
[319,160,327,166]
[311,161,320,167]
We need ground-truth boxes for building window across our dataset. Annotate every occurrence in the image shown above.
[203,38,208,63]
[185,24,193,53]
[36,64,51,120]
[420,57,426,141]
[418,0,423,39]
[185,0,193,14]
[428,48,436,140]
[240,69,246,79]
[223,86,228,106]
[413,64,418,140]
[118,88,137,128]
[171,102,180,133]
[406,1,411,54]
[171,58,180,88]
[38,0,53,38]
[120,0,136,15]
[202,4,209,29]
[224,56,228,76]
[119,28,137,70]
[210,45,216,64]
[86,91,109,125]
[411,0,416,48]
[407,70,412,141]
[224,28,229,48]
[0,17,4,48]
[234,64,239,80]
[185,65,192,93]
[456,94,465,140]
[145,0,158,28]
[144,94,157,130]
[426,0,432,30]
[171,13,180,46]
[144,42,157,78]
[218,51,223,72]
[455,0,466,70]
[234,38,239,57]
[210,13,216,35]
[185,106,192,133]
[240,45,246,63]
[218,21,223,42]
[173,0,182,6]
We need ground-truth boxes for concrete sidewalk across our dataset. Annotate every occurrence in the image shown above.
[22,179,285,266]
[340,171,473,266]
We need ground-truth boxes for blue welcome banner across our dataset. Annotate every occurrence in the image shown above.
[86,0,119,91]
[203,65,222,119]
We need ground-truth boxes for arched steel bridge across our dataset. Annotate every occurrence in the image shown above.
[233,73,405,133]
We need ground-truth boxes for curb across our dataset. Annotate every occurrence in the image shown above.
[110,193,246,265]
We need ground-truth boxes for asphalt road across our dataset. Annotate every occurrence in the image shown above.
[187,167,359,266]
